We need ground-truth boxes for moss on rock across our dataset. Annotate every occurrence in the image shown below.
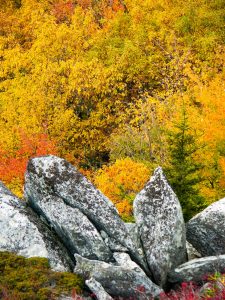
[0,251,84,300]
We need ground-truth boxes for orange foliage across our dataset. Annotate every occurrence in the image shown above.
[76,0,92,10]
[52,0,74,23]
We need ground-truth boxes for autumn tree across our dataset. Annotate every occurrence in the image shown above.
[94,158,151,221]
[0,0,224,204]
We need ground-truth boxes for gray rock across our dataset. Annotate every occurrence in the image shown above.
[187,198,225,256]
[186,241,201,261]
[25,155,147,272]
[113,252,145,275]
[100,230,128,252]
[0,181,73,272]
[74,254,163,299]
[85,278,113,300]
[25,189,112,261]
[125,223,146,261]
[133,167,186,286]
[168,255,225,283]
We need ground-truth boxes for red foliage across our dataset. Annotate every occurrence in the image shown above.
[0,132,58,184]
[159,282,199,300]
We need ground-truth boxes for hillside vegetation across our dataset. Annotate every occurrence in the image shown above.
[0,0,224,220]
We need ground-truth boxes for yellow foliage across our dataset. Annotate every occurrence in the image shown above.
[94,158,151,218]
[0,0,224,209]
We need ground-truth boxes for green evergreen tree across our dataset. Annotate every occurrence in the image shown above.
[165,105,206,221]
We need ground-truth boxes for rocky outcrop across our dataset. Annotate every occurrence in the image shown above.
[187,198,225,256]
[133,167,186,287]
[0,181,73,272]
[25,155,148,272]
[74,254,163,299]
[168,255,225,283]
[3,154,225,299]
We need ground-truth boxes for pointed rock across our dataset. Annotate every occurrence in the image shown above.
[168,255,225,283]
[0,181,73,272]
[133,167,186,286]
[25,155,147,271]
[187,197,225,256]
[74,254,163,299]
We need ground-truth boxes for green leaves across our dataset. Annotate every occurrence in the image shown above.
[165,105,206,221]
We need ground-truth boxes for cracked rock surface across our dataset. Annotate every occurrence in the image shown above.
[74,254,163,299]
[25,155,147,271]
[25,187,113,261]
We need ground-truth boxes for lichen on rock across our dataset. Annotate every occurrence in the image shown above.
[133,167,187,286]
[0,181,73,272]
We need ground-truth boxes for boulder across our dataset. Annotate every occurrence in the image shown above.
[85,278,113,300]
[187,198,225,256]
[74,254,163,299]
[25,191,112,261]
[25,155,148,272]
[133,167,186,286]
[168,255,225,283]
[0,181,73,272]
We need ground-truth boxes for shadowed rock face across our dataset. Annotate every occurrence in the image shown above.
[133,167,186,287]
[74,254,163,299]
[125,223,146,263]
[0,181,73,272]
[24,191,113,261]
[187,198,225,256]
[25,155,148,272]
[168,255,225,283]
